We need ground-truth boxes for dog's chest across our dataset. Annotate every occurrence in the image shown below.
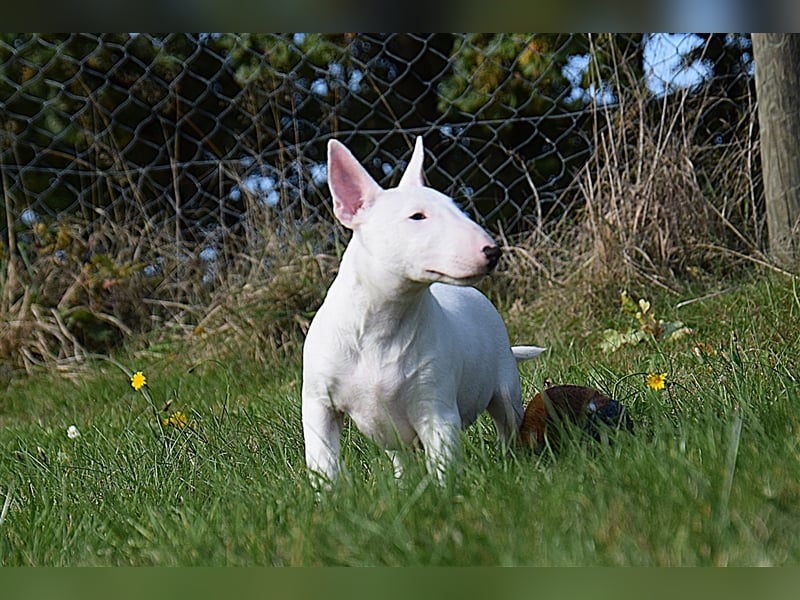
[332,347,426,447]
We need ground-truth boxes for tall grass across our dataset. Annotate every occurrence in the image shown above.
[1,274,799,565]
[494,40,763,321]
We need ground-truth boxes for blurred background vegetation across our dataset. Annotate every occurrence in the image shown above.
[0,33,772,373]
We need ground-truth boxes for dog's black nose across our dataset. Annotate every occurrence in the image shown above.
[483,245,502,271]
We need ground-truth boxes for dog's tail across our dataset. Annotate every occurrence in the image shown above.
[512,346,546,362]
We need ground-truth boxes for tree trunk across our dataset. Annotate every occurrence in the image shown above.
[752,33,800,269]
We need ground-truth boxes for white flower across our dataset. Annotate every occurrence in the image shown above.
[67,425,81,439]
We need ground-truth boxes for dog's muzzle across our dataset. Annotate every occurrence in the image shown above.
[483,245,502,271]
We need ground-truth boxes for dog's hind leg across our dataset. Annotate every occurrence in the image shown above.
[486,385,524,445]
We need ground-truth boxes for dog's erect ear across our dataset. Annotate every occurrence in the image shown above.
[328,139,382,228]
[398,136,425,188]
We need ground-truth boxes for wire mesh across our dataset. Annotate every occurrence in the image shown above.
[0,33,757,347]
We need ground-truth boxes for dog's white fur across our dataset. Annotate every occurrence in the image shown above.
[302,137,544,484]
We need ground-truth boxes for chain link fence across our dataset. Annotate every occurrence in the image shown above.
[0,33,759,362]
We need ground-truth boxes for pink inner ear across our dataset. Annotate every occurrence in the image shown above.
[329,170,363,222]
[327,140,380,227]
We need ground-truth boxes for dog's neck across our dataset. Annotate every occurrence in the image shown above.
[333,238,433,344]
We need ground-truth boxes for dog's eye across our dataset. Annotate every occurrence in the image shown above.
[409,212,427,221]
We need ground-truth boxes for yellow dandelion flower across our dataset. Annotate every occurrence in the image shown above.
[163,411,188,428]
[131,371,147,391]
[646,372,668,391]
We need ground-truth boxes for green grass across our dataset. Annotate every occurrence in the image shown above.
[1,274,800,565]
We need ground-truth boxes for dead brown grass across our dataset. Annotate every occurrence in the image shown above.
[185,227,339,364]
[497,50,764,325]
[0,190,340,374]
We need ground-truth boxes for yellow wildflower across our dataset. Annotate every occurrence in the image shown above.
[646,372,668,391]
[163,411,188,429]
[130,371,147,391]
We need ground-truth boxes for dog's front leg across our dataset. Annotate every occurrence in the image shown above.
[385,450,404,478]
[302,394,344,487]
[416,412,462,484]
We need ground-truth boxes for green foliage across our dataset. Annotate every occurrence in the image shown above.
[601,290,693,353]
[221,33,354,86]
[435,34,649,119]
[437,34,587,118]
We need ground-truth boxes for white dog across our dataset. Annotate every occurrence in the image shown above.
[301,136,544,484]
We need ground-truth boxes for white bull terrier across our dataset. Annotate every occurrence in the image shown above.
[301,136,544,484]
